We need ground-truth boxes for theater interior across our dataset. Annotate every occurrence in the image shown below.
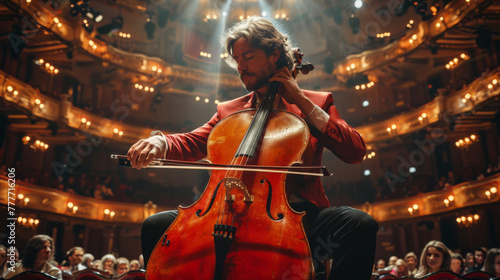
[0,0,499,277]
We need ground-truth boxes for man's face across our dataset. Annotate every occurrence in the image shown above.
[36,241,52,262]
[406,257,416,269]
[69,249,84,266]
[475,250,485,265]
[231,37,278,92]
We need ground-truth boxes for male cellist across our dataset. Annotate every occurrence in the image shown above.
[127,16,378,280]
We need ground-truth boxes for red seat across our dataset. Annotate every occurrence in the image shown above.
[419,271,462,280]
[462,271,494,280]
[75,271,110,280]
[5,271,59,280]
[72,269,111,279]
[116,270,145,280]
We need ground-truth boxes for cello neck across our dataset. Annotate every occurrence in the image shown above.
[234,81,280,158]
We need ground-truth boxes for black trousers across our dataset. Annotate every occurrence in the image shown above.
[141,202,378,280]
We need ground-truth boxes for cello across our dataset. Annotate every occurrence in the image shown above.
[114,50,327,279]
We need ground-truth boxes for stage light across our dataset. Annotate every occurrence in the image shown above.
[354,0,363,8]
[85,8,102,22]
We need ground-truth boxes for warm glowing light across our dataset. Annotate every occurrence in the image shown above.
[118,131,123,136]
[448,195,454,201]
[412,204,419,210]
[104,209,110,215]
[491,187,498,194]
[81,117,87,123]
[391,124,396,130]
[195,96,200,101]
[114,128,119,133]
[18,194,24,199]
[35,99,41,105]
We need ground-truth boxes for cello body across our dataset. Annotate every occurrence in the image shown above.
[146,109,314,280]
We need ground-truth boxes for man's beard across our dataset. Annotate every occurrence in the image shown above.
[240,73,271,92]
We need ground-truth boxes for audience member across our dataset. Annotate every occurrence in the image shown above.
[376,258,386,270]
[62,246,85,273]
[129,260,140,271]
[465,252,475,273]
[390,259,408,277]
[92,260,101,269]
[450,252,465,275]
[483,248,500,277]
[81,253,94,269]
[99,254,116,275]
[472,247,487,271]
[139,254,144,270]
[4,235,62,279]
[415,240,451,277]
[404,252,418,277]
[114,257,129,276]
[0,245,7,277]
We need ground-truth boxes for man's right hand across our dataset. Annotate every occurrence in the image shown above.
[127,135,166,169]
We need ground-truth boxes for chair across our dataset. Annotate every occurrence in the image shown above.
[379,274,401,280]
[62,272,73,280]
[418,271,462,280]
[72,268,111,279]
[6,271,58,280]
[462,271,494,280]
[75,271,110,280]
[115,270,145,280]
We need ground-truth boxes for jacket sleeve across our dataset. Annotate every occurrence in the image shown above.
[163,111,220,161]
[313,92,366,164]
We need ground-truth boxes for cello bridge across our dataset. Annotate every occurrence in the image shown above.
[223,178,254,203]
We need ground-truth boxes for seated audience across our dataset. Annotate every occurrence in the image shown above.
[450,252,465,275]
[375,259,386,270]
[92,259,101,269]
[483,248,500,277]
[404,252,418,277]
[415,240,451,277]
[114,257,129,276]
[4,235,62,279]
[81,253,94,269]
[61,246,85,273]
[0,245,7,278]
[465,252,475,273]
[99,254,116,275]
[472,247,487,271]
[139,254,144,270]
[129,260,140,271]
[390,259,408,277]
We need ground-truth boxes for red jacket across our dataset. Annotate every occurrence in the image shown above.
[163,90,366,209]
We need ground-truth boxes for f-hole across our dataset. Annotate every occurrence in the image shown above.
[261,179,284,221]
